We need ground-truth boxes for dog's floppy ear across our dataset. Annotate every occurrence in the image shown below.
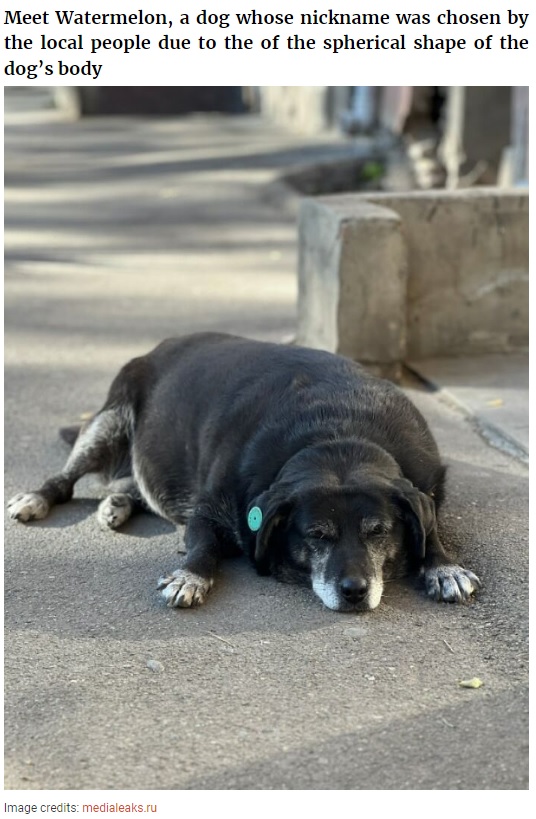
[248,483,293,575]
[391,478,436,560]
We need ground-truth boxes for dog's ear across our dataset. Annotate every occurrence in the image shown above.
[248,484,293,575]
[391,478,436,560]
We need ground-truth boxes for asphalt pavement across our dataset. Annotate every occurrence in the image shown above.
[4,89,529,791]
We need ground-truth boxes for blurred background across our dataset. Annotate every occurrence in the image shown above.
[50,84,529,189]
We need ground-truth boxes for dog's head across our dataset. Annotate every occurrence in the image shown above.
[249,451,437,612]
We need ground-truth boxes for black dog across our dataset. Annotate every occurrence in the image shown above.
[8,333,480,611]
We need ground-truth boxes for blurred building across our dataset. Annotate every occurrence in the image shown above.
[254,86,529,189]
[54,86,246,117]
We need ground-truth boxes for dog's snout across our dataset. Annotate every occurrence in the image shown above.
[340,577,368,604]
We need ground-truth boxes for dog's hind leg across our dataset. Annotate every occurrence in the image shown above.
[8,409,130,523]
[97,477,143,530]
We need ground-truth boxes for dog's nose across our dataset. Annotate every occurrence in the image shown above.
[340,577,368,604]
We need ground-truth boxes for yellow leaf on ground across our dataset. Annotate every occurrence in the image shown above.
[459,678,484,689]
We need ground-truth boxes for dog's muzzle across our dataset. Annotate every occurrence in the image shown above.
[340,576,369,606]
[312,572,383,612]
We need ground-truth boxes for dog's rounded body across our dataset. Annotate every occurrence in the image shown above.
[8,333,480,611]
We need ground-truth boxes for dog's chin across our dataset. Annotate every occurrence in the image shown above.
[330,599,373,613]
[312,578,384,613]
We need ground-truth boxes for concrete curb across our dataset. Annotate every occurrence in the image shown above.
[406,362,529,465]
[261,144,383,218]
[296,188,529,369]
[297,197,407,376]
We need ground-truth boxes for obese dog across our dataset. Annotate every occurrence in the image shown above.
[8,333,480,612]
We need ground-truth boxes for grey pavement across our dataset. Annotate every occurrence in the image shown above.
[4,90,529,792]
[409,354,529,465]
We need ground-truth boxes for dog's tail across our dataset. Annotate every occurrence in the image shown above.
[59,424,83,447]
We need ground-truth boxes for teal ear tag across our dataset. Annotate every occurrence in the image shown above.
[247,506,263,532]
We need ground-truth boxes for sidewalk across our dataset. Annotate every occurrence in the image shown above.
[4,90,528,791]
[408,353,528,464]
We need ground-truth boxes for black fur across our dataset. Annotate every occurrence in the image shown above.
[8,333,480,611]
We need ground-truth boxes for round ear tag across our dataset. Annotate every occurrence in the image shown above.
[247,506,263,532]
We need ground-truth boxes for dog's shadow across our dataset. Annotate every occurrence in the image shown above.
[15,498,176,538]
[9,498,96,529]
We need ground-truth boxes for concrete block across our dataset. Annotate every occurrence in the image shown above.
[297,188,528,365]
[366,189,529,358]
[297,197,407,366]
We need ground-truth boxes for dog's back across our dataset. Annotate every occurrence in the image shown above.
[111,333,445,506]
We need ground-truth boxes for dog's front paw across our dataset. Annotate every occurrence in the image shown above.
[97,494,133,530]
[157,569,213,608]
[7,492,50,522]
[424,564,481,603]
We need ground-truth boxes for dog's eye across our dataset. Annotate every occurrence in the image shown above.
[365,522,386,537]
[305,528,336,544]
[307,532,328,541]
[304,522,338,543]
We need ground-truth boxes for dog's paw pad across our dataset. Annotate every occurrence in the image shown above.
[7,492,50,522]
[424,565,481,603]
[157,569,213,608]
[97,494,133,530]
